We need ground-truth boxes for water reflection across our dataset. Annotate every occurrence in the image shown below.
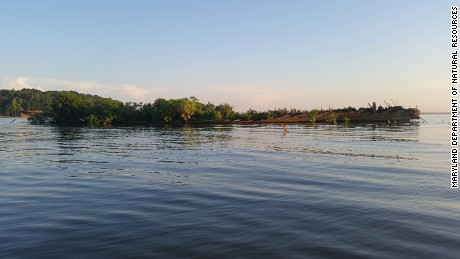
[0,115,456,258]
[151,124,235,149]
[55,127,87,142]
[227,122,423,162]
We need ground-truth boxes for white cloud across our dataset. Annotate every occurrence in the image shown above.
[1,77,45,91]
[0,77,164,103]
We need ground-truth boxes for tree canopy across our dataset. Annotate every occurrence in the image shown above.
[0,89,308,126]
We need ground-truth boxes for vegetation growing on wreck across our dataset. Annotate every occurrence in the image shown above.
[1,89,420,126]
[327,112,337,125]
[307,109,319,124]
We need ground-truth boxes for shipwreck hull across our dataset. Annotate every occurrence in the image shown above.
[316,108,421,123]
[258,107,421,124]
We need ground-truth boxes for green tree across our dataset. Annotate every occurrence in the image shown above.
[214,110,223,121]
[152,98,174,122]
[215,103,234,120]
[7,97,23,117]
[174,98,196,121]
[52,91,87,124]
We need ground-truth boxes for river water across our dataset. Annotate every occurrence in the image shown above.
[0,115,458,258]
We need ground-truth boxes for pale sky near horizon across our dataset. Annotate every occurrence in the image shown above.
[0,0,452,112]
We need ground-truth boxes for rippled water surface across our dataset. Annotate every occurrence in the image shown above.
[0,115,458,258]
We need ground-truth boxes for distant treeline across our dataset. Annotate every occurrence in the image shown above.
[0,89,307,126]
[1,89,57,117]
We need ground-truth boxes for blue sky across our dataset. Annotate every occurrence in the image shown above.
[0,0,450,111]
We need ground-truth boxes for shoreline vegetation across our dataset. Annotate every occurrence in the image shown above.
[1,89,420,126]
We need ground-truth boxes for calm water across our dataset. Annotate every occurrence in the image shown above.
[0,115,458,258]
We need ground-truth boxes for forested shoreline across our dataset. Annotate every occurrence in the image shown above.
[0,89,306,126]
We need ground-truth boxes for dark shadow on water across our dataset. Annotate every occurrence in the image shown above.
[54,127,88,142]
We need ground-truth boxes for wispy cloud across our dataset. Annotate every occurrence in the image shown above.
[0,77,302,110]
[0,77,164,103]
[199,84,303,111]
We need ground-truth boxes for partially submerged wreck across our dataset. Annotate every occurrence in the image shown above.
[259,102,421,123]
[315,105,420,123]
